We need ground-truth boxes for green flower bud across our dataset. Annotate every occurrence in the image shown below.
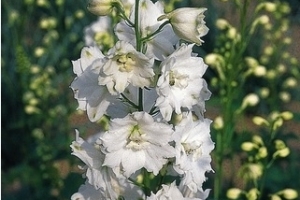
[273,147,290,158]
[280,111,293,120]
[253,116,269,126]
[280,189,298,199]
[227,188,243,199]
[87,0,118,16]
[241,142,257,152]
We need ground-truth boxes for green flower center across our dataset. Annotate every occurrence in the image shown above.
[116,54,136,72]
[126,125,147,150]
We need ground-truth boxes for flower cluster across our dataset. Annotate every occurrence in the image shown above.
[70,0,214,199]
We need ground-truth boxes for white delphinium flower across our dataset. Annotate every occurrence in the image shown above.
[71,130,143,199]
[100,111,175,177]
[84,16,114,51]
[70,46,118,122]
[156,44,209,121]
[158,8,209,45]
[173,112,214,194]
[99,41,155,95]
[115,0,178,60]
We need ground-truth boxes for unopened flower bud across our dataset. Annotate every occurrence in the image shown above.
[274,139,286,150]
[87,0,117,16]
[280,189,298,199]
[241,142,256,151]
[273,147,290,158]
[270,194,282,200]
[279,91,291,103]
[248,164,263,180]
[216,19,229,30]
[258,15,270,25]
[264,46,273,55]
[227,188,243,199]
[205,53,220,65]
[158,7,209,45]
[227,27,237,39]
[280,111,293,120]
[245,57,259,68]
[258,147,268,158]
[254,65,267,76]
[34,47,45,57]
[264,2,277,12]
[213,116,224,130]
[252,135,264,145]
[259,87,270,98]
[241,93,259,110]
[284,77,297,88]
[273,117,283,131]
[253,116,269,126]
[247,188,259,200]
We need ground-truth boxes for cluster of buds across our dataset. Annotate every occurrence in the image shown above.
[70,0,214,199]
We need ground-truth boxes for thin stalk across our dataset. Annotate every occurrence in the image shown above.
[134,0,142,52]
[141,20,170,42]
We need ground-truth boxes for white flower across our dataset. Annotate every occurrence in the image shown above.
[158,8,209,45]
[71,130,143,199]
[99,41,154,95]
[70,47,119,122]
[115,0,178,60]
[100,112,175,177]
[155,44,209,121]
[84,16,114,51]
[173,113,214,193]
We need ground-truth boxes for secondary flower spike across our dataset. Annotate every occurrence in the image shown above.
[158,7,209,45]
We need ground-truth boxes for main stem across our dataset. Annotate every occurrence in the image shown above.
[133,0,144,112]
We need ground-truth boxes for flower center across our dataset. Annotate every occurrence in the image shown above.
[169,70,189,89]
[126,125,147,150]
[182,141,202,161]
[116,54,136,72]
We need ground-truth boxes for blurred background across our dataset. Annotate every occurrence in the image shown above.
[1,0,300,199]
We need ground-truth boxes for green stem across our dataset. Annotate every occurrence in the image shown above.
[134,0,142,52]
[141,20,170,43]
[138,87,144,111]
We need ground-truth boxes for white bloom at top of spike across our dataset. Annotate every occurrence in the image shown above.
[158,7,209,45]
[100,112,175,177]
[115,0,178,60]
[99,41,154,95]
